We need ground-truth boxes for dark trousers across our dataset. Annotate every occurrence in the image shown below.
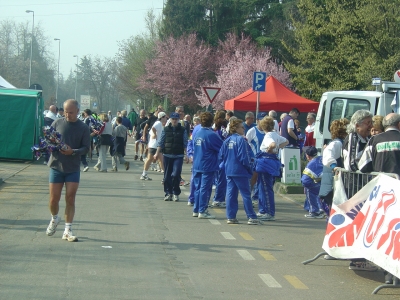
[213,168,227,202]
[163,156,183,196]
[81,154,88,167]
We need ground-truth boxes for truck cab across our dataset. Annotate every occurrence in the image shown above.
[314,81,400,152]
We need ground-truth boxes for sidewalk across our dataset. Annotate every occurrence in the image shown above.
[0,159,33,184]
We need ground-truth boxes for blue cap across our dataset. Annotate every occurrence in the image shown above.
[257,112,267,120]
[170,112,180,119]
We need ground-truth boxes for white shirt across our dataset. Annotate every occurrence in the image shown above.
[45,111,58,121]
[322,139,342,167]
[305,123,315,133]
[148,120,163,149]
[260,131,288,152]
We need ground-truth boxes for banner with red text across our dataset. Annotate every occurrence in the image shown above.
[323,174,400,277]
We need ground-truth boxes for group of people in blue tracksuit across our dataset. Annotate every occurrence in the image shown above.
[190,111,290,224]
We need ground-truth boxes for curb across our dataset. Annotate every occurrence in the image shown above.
[274,182,304,194]
[0,162,32,185]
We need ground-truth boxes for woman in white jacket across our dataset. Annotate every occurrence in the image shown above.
[94,114,113,172]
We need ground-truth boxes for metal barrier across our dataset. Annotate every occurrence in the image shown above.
[301,168,400,295]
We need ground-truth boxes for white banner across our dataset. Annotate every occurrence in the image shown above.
[323,174,400,277]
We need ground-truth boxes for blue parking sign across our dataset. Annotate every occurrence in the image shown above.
[253,72,267,92]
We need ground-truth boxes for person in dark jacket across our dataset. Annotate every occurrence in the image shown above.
[280,108,300,147]
[154,112,188,201]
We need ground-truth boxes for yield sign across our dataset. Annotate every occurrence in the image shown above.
[202,87,221,104]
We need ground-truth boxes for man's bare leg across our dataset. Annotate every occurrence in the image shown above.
[64,182,79,223]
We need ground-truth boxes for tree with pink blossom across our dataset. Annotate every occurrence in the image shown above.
[197,34,292,109]
[139,33,215,108]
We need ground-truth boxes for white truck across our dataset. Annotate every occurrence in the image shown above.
[314,80,400,152]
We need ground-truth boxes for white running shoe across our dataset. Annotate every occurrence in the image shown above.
[83,166,89,172]
[46,216,60,236]
[198,210,215,219]
[62,230,78,242]
[172,195,179,202]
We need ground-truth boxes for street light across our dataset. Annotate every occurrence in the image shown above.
[26,10,34,87]
[73,55,78,100]
[54,38,61,106]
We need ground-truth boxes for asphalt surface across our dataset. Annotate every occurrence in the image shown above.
[0,143,399,299]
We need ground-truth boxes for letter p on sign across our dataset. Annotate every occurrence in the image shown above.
[253,72,267,92]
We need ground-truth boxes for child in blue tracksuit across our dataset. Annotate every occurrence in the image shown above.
[301,146,325,219]
[192,113,223,219]
[218,119,259,224]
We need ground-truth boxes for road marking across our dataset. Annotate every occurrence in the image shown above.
[258,250,277,261]
[209,219,221,225]
[211,208,224,214]
[284,275,308,289]
[220,232,236,240]
[183,192,190,196]
[237,250,255,260]
[258,274,282,288]
[239,232,254,240]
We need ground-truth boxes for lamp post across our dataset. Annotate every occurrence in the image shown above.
[73,55,78,100]
[26,10,34,87]
[54,38,61,106]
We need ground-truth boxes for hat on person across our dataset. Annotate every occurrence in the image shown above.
[305,146,318,157]
[170,112,180,119]
[158,112,166,119]
[257,112,267,120]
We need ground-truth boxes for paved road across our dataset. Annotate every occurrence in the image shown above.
[0,146,398,299]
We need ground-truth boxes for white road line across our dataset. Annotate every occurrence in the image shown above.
[220,232,236,240]
[183,192,190,196]
[209,219,221,225]
[237,250,255,260]
[258,274,282,288]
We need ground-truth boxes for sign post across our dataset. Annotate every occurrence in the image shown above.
[252,72,267,117]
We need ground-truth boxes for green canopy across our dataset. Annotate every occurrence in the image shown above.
[0,88,44,160]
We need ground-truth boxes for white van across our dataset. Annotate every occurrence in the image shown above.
[314,81,400,152]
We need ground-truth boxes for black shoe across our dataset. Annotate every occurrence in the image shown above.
[134,155,138,160]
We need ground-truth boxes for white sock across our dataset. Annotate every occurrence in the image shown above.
[52,215,58,221]
[142,171,147,176]
[65,223,72,232]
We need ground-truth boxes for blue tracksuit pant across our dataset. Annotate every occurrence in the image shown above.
[163,156,183,196]
[257,172,275,216]
[305,187,321,214]
[226,176,257,219]
[188,171,195,204]
[193,171,214,213]
[213,168,227,202]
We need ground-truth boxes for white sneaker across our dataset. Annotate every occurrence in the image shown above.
[187,202,194,206]
[257,212,275,221]
[173,195,179,202]
[192,212,199,217]
[62,230,78,242]
[46,216,60,236]
[198,210,215,219]
[140,174,152,180]
[211,201,226,208]
[83,166,89,172]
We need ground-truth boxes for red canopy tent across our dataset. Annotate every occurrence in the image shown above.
[224,76,319,113]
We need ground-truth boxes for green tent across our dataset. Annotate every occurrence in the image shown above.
[0,88,44,160]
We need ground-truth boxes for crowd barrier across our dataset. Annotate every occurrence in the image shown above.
[302,168,400,295]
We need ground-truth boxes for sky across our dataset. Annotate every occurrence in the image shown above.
[0,0,164,76]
